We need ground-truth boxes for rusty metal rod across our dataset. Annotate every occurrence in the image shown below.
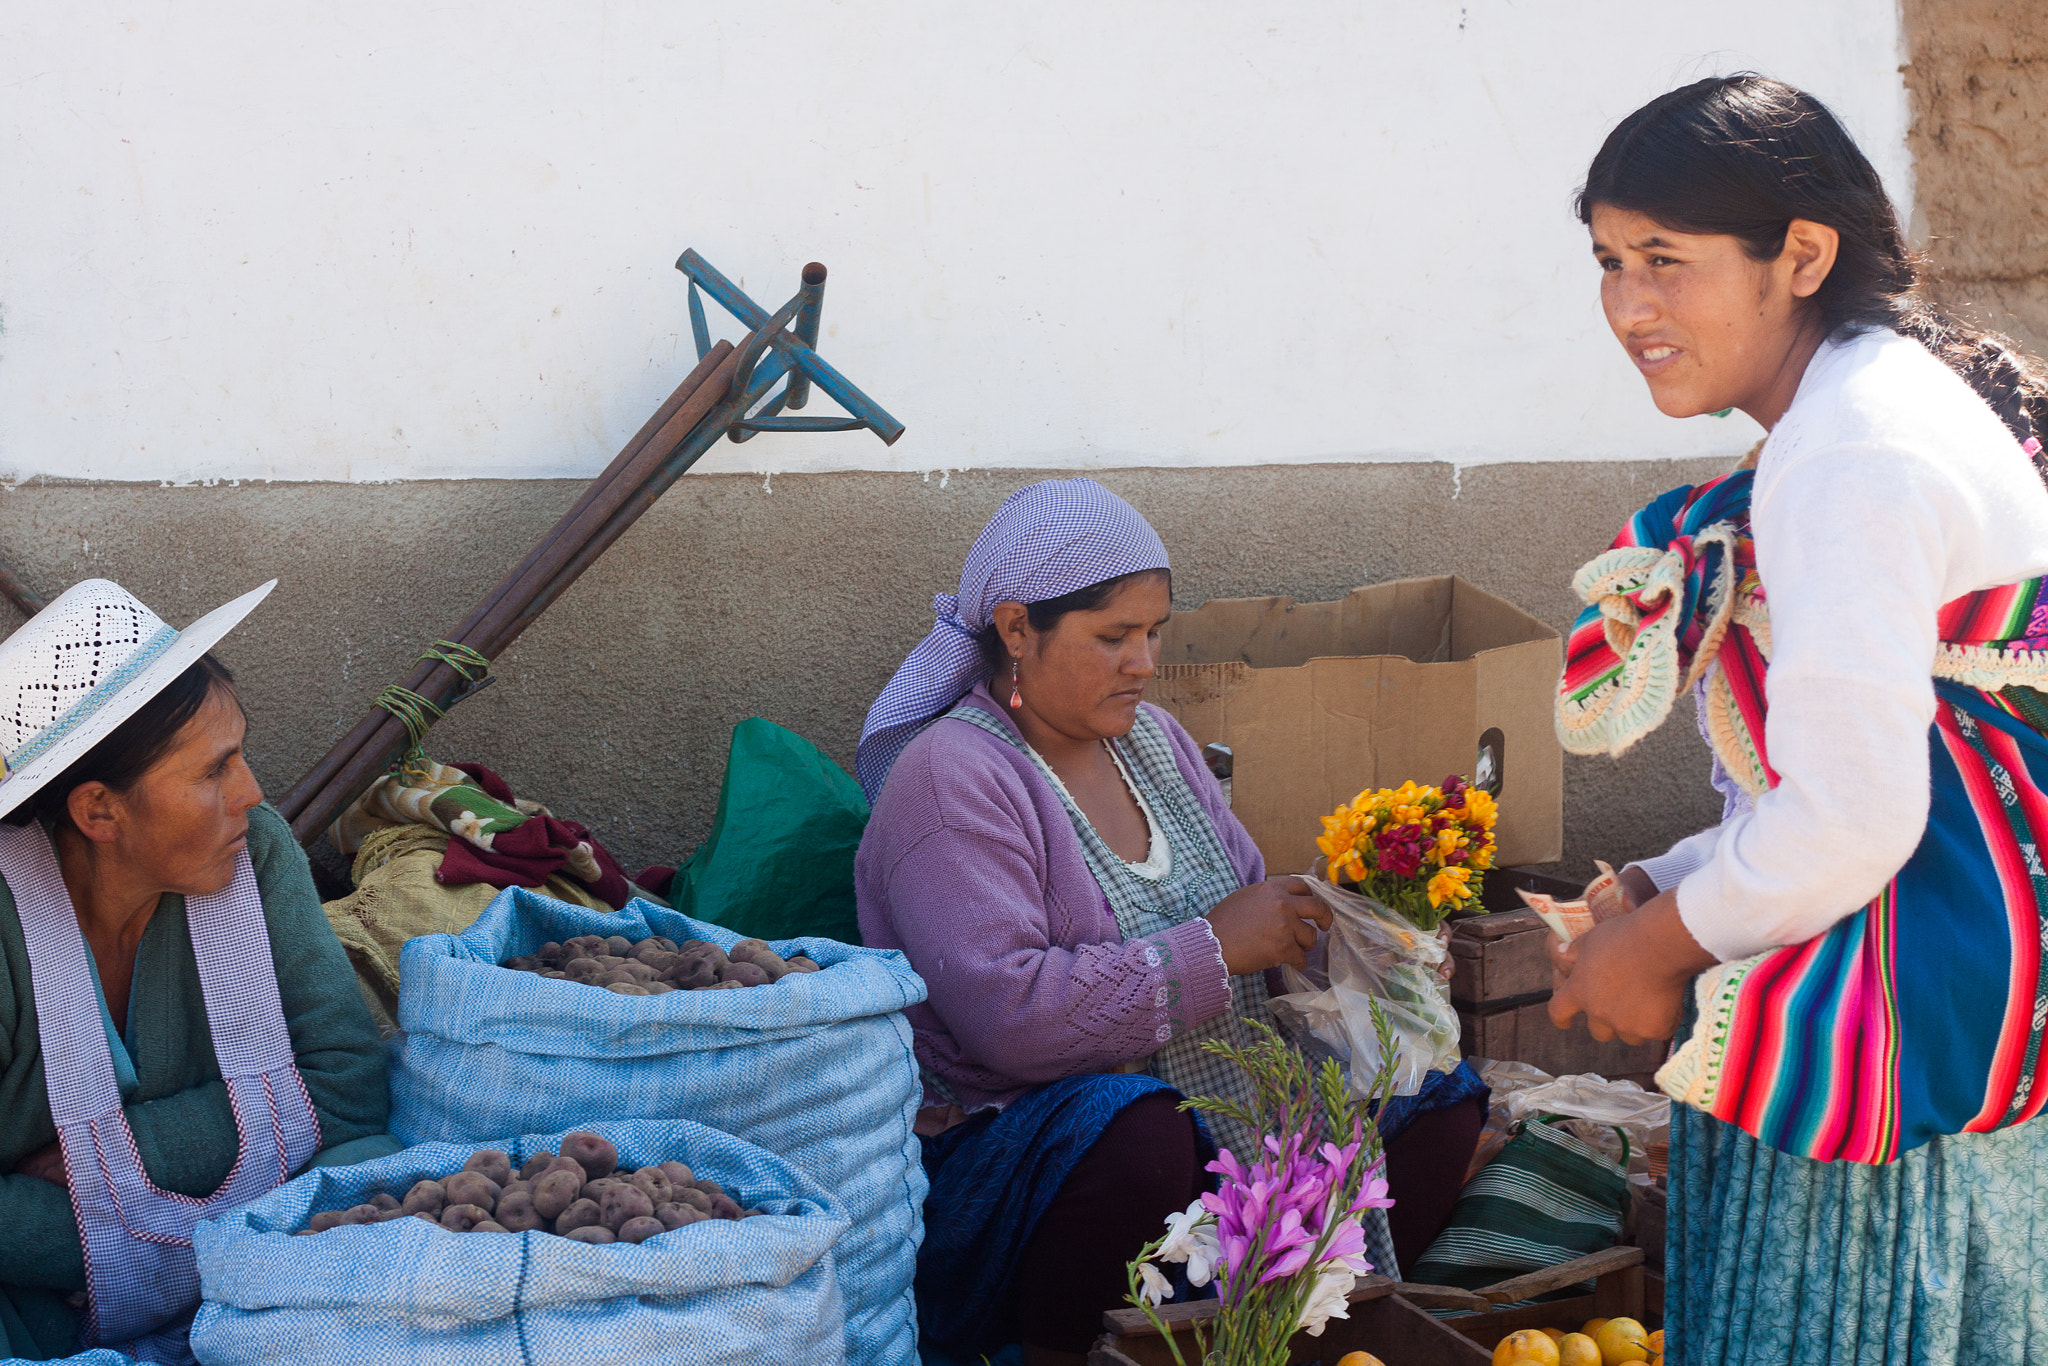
[276,342,735,823]
[0,565,45,620]
[287,344,746,846]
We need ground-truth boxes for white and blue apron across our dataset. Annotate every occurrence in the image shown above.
[0,823,320,1364]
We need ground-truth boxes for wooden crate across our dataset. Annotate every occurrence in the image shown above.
[1448,906,1555,1010]
[1088,1277,1490,1366]
[1403,1246,1664,1350]
[1457,999,1671,1077]
[1451,869,1670,1077]
[1629,1181,1666,1274]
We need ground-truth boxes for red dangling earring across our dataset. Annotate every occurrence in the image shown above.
[1010,658,1023,709]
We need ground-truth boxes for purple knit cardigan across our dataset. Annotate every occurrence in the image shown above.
[855,681,1266,1112]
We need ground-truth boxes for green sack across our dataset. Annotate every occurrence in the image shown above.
[668,717,871,946]
[1407,1114,1629,1299]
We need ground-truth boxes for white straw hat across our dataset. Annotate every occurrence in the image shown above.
[0,578,276,820]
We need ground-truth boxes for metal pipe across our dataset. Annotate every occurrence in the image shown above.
[0,565,45,620]
[291,343,744,845]
[784,262,827,410]
[675,250,904,445]
[278,341,735,823]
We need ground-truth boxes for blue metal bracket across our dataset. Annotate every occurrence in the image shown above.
[674,249,905,447]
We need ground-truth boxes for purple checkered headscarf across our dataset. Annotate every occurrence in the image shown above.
[855,478,1170,800]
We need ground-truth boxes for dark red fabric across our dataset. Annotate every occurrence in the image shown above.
[431,764,634,908]
[1011,1092,1206,1352]
[634,866,678,899]
[1381,1093,1486,1271]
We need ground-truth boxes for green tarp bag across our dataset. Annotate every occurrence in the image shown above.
[1407,1114,1630,1301]
[670,717,870,946]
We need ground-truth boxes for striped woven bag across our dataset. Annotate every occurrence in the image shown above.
[1407,1116,1629,1300]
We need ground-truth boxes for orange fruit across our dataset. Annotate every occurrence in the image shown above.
[1645,1331,1664,1356]
[1557,1332,1602,1366]
[1541,1328,1568,1344]
[1581,1319,1610,1339]
[1593,1317,1651,1366]
[1334,1355,1386,1366]
[1492,1329,1561,1366]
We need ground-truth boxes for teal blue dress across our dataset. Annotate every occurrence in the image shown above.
[1668,1021,2048,1365]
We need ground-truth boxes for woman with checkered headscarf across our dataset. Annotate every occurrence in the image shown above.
[856,478,1367,1359]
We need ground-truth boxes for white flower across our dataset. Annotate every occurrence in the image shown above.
[1156,1200,1221,1287]
[1297,1267,1357,1337]
[1136,1261,1174,1308]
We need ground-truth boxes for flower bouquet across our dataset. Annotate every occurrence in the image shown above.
[1122,1010,1400,1366]
[1315,776,1497,932]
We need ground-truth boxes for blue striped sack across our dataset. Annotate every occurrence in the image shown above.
[191,1119,848,1365]
[387,891,928,1366]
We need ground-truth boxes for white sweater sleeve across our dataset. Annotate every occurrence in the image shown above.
[1630,826,1724,895]
[1674,442,1948,961]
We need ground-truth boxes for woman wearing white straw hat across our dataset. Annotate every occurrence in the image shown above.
[0,579,396,1363]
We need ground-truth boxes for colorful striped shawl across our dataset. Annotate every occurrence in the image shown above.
[1560,473,2048,1163]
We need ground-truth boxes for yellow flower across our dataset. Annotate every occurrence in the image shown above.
[1463,789,1498,829]
[1427,865,1474,908]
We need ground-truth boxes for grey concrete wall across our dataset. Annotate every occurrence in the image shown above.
[0,460,1732,886]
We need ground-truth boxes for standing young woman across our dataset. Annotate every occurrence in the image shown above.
[1549,78,2048,1364]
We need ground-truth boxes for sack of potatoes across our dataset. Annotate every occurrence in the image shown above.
[191,1120,853,1366]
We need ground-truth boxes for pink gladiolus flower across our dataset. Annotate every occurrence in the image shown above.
[1256,1206,1319,1284]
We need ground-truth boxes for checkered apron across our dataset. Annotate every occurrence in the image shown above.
[0,822,321,1362]
[942,705,1276,1139]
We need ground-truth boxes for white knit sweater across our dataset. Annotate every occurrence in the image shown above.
[1635,327,2048,962]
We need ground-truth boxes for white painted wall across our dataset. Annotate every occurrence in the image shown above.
[0,1,1908,483]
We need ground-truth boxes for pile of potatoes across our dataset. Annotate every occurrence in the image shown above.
[295,1133,762,1244]
[500,934,821,995]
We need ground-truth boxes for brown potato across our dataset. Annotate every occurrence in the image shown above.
[616,1216,665,1244]
[470,1220,510,1234]
[339,1204,383,1225]
[565,1224,615,1244]
[401,1179,446,1220]
[532,1168,584,1220]
[710,1194,744,1221]
[554,1198,604,1236]
[564,935,606,958]
[519,1151,557,1182]
[672,1187,714,1215]
[602,936,633,957]
[502,955,540,972]
[655,1202,702,1231]
[562,958,603,982]
[627,940,671,965]
[440,1203,492,1232]
[658,1161,695,1189]
[306,1210,351,1233]
[562,1133,619,1180]
[667,959,719,991]
[443,1171,500,1212]
[703,980,745,991]
[368,1192,402,1213]
[494,1189,544,1233]
[784,955,821,973]
[462,1150,514,1187]
[628,1167,673,1206]
[536,942,567,964]
[644,981,675,995]
[716,961,770,988]
[606,983,650,996]
[728,938,772,959]
[599,1185,655,1232]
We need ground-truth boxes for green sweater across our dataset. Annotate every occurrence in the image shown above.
[0,803,392,1354]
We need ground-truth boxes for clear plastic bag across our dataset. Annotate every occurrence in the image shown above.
[1268,877,1463,1096]
[1472,1057,1671,1173]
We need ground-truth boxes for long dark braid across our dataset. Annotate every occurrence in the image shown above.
[1577,75,2048,464]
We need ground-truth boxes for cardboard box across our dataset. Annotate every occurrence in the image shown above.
[1150,576,1563,876]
